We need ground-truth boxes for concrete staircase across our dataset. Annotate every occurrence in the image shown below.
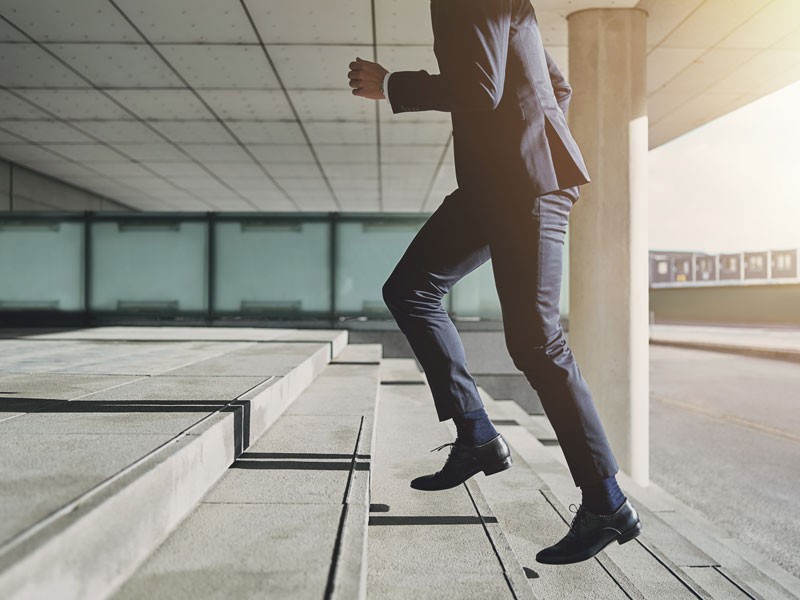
[1,328,798,599]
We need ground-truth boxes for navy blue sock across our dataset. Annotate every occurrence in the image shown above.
[580,476,626,515]
[453,407,498,446]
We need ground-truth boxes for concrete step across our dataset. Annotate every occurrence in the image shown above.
[367,358,534,599]
[0,327,347,600]
[477,390,800,600]
[110,343,383,600]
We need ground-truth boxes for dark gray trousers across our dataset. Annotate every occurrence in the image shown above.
[381,186,619,486]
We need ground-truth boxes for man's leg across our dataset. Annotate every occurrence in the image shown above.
[487,187,619,486]
[382,188,490,422]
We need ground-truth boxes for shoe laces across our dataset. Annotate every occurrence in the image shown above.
[568,503,587,530]
[430,442,454,453]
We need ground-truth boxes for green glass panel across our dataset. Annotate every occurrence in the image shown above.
[90,220,207,312]
[214,220,330,315]
[0,220,83,310]
[335,219,424,316]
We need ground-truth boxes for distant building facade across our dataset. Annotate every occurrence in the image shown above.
[649,249,800,288]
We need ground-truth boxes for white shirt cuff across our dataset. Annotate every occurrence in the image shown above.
[383,71,392,102]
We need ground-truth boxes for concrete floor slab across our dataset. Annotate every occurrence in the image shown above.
[368,381,516,598]
[0,432,174,545]
[165,342,327,377]
[81,375,268,401]
[286,364,381,417]
[111,503,341,599]
[0,340,253,375]
[369,569,516,599]
[203,414,363,505]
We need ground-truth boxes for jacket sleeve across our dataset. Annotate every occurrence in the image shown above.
[387,0,511,113]
[544,47,572,118]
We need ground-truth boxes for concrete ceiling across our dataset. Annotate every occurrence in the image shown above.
[0,0,798,212]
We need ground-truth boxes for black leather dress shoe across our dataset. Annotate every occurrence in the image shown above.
[410,433,513,491]
[536,499,642,565]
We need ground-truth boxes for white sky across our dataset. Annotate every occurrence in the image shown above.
[648,80,800,253]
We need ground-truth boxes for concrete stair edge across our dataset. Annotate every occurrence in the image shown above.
[478,387,800,600]
[0,342,334,600]
[330,344,383,600]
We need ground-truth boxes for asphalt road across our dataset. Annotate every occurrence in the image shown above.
[650,344,800,579]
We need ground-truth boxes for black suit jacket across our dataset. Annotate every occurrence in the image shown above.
[387,0,590,200]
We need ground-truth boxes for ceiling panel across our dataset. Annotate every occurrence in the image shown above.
[198,90,294,120]
[647,48,705,94]
[106,89,212,119]
[270,44,371,89]
[0,130,25,144]
[40,143,130,162]
[204,162,266,179]
[141,161,209,179]
[46,43,182,88]
[225,121,305,144]
[375,0,433,45]
[717,0,800,49]
[0,90,49,119]
[81,161,153,177]
[247,143,315,163]
[305,121,376,145]
[110,142,187,161]
[246,0,372,44]
[223,176,278,192]
[0,119,93,143]
[658,0,771,49]
[180,143,252,162]
[382,144,442,163]
[0,43,90,87]
[76,120,164,144]
[14,89,132,119]
[254,163,316,178]
[323,163,378,180]
[0,17,26,41]
[0,0,141,42]
[637,0,703,50]
[149,120,233,144]
[114,0,257,44]
[291,89,373,121]
[380,121,451,145]
[157,44,279,89]
[315,144,376,164]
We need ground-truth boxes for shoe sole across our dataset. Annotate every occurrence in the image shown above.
[483,456,514,476]
[536,521,643,565]
[410,456,514,491]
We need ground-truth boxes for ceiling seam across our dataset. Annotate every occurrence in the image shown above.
[649,0,785,99]
[0,85,201,210]
[239,0,342,212]
[371,0,384,213]
[0,14,233,210]
[646,0,709,56]
[0,124,163,211]
[105,0,288,212]
[650,20,800,128]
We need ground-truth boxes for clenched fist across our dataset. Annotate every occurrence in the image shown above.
[348,56,388,100]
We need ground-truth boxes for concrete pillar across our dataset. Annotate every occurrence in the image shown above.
[567,8,649,486]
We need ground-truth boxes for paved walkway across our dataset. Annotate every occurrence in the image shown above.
[650,324,800,362]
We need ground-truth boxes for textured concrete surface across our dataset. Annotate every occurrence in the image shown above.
[0,432,175,544]
[368,370,518,599]
[650,323,800,362]
[0,328,338,600]
[112,503,342,600]
[480,386,800,600]
[112,349,380,600]
[650,344,800,579]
